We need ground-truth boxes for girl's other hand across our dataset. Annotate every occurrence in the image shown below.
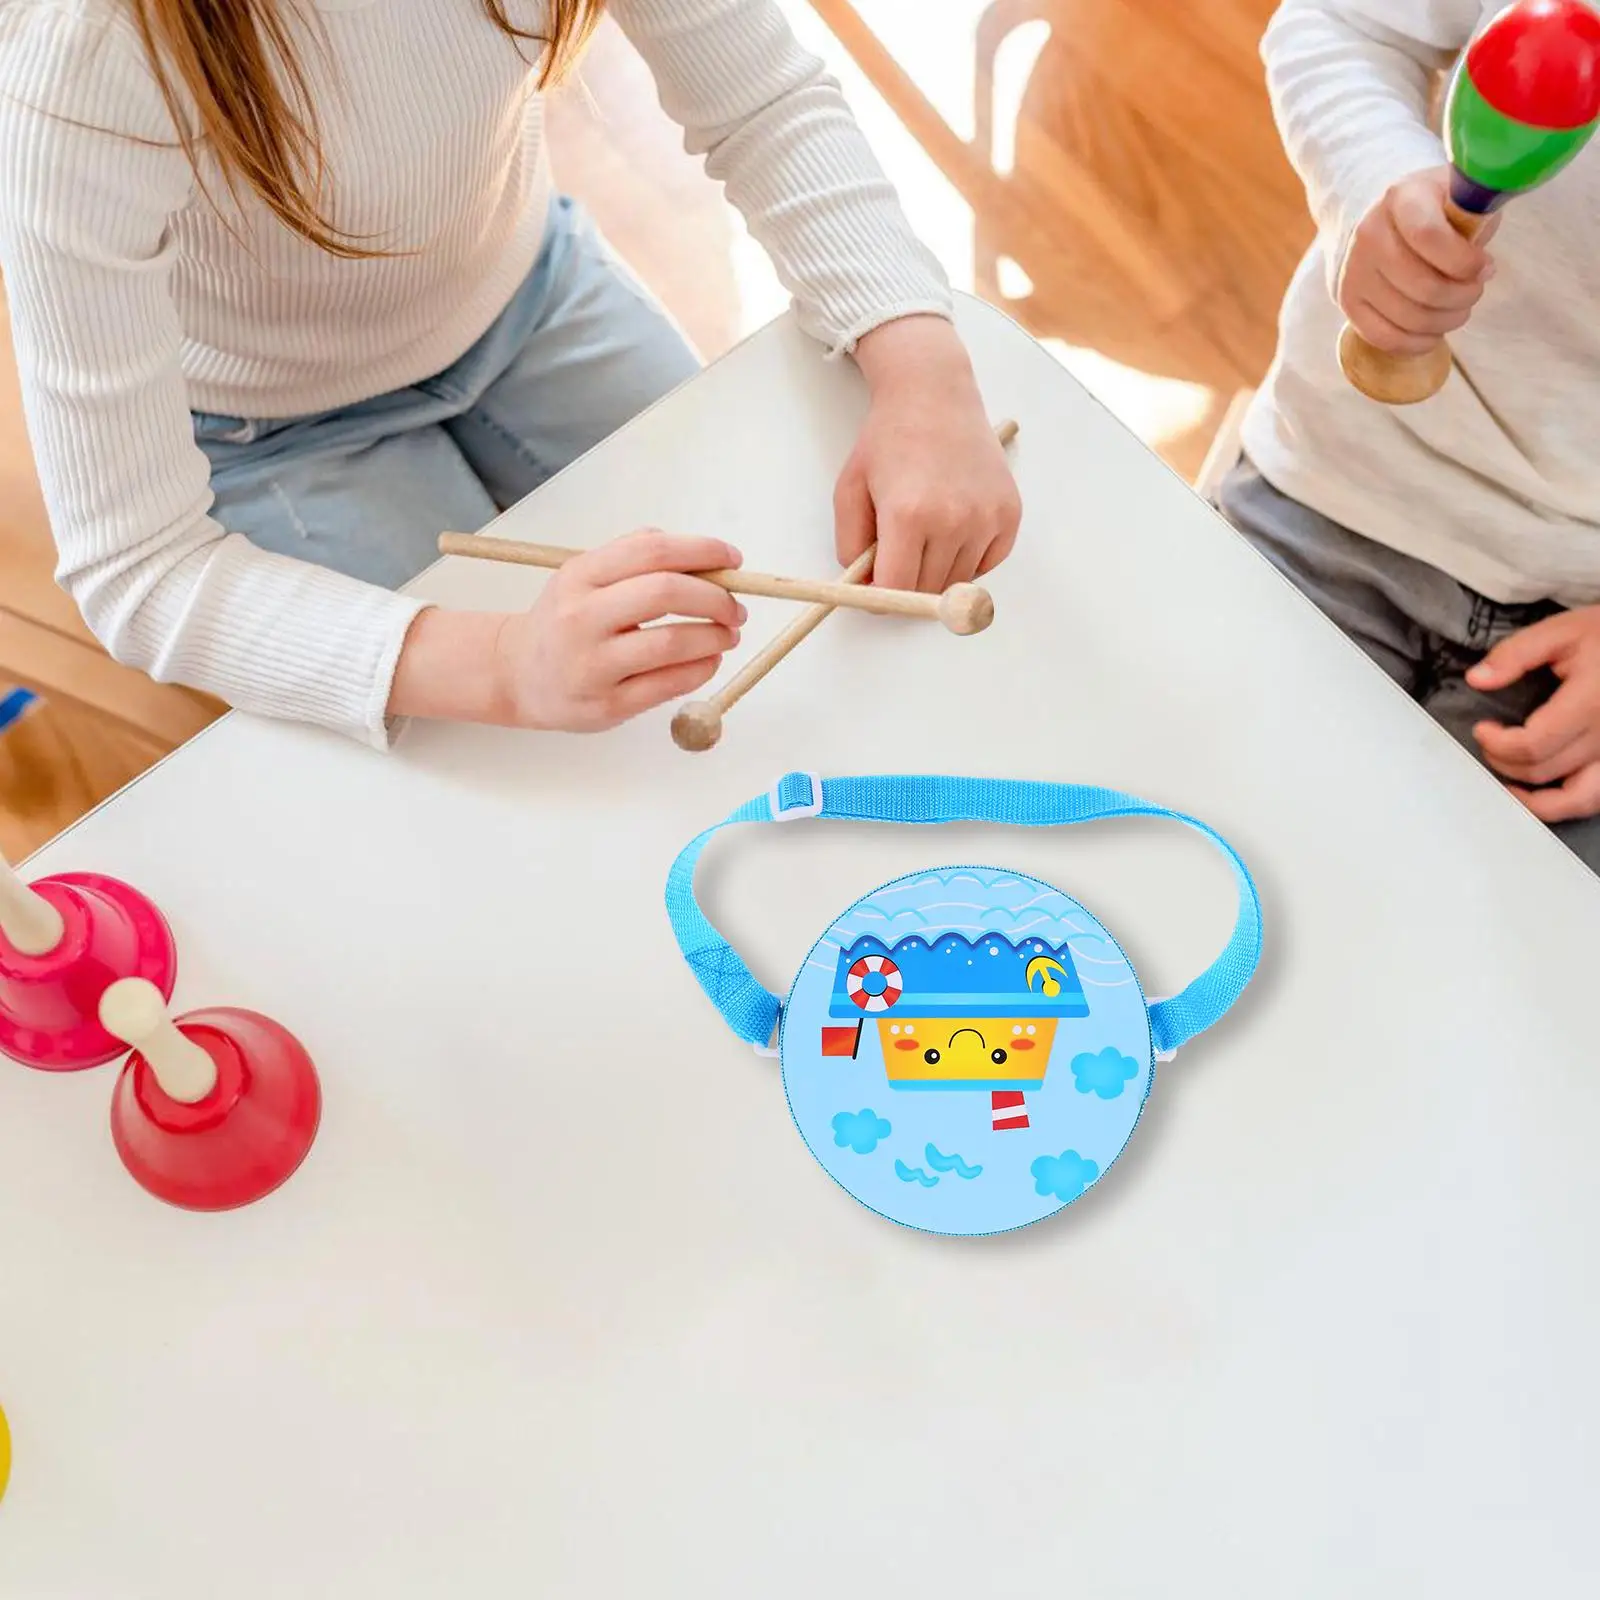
[838,316,1022,593]
[390,530,743,731]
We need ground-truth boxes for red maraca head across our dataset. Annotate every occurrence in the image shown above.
[1448,0,1600,209]
[1469,0,1600,126]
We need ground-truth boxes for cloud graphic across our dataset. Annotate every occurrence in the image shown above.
[832,1108,891,1155]
[925,1144,982,1179]
[895,1160,939,1187]
[1031,1150,1100,1203]
[1071,1046,1140,1100]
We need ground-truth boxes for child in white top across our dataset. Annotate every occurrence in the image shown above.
[1224,0,1600,871]
[0,0,1020,748]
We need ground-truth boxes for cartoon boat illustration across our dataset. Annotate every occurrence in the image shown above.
[821,932,1090,1131]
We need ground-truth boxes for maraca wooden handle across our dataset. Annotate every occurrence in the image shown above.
[1338,199,1489,405]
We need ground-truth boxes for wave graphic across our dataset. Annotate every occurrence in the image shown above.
[924,1145,982,1179]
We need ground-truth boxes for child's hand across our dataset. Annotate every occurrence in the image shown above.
[1339,168,1497,355]
[492,531,744,731]
[838,316,1022,593]
[1468,607,1600,822]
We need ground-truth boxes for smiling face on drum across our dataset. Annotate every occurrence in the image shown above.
[875,1016,1060,1090]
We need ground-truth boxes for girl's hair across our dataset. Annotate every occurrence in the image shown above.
[127,1,605,257]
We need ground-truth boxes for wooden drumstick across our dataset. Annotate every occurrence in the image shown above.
[436,535,994,635]
[671,417,1020,753]
[1340,0,1600,405]
[670,545,877,752]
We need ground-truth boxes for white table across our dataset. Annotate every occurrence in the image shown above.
[3,297,1598,1597]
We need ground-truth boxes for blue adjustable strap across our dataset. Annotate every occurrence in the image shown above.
[665,773,1262,1060]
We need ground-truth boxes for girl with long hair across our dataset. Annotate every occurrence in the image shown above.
[0,1,1019,746]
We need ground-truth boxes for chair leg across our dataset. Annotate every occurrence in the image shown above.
[973,0,1061,326]
[1192,389,1255,503]
[804,0,1189,320]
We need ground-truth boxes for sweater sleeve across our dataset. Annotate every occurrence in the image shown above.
[607,0,953,354]
[1262,0,1483,288]
[0,7,423,749]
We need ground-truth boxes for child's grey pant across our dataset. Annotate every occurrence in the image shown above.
[1218,456,1600,876]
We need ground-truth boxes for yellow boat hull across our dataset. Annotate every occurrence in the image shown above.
[877,1016,1060,1090]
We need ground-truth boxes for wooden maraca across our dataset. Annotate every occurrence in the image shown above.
[1340,0,1600,404]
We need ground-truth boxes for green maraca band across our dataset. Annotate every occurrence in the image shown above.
[1447,68,1598,198]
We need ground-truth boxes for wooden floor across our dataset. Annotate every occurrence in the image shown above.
[0,0,1311,856]
[1001,0,1309,387]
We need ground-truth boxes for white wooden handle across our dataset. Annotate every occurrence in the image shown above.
[0,856,65,956]
[99,979,217,1102]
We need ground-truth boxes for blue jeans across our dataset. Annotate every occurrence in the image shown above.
[192,197,700,589]
[1219,454,1600,875]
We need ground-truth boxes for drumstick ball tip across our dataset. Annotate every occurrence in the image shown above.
[671,701,724,753]
[938,582,994,635]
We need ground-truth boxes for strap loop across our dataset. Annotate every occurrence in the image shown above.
[769,771,823,820]
[665,774,1262,1060]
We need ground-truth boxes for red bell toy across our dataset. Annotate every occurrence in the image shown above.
[0,856,178,1071]
[100,979,321,1212]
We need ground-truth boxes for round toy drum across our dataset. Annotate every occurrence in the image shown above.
[667,773,1262,1237]
[781,867,1154,1234]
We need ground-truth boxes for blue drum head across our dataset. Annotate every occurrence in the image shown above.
[779,866,1154,1235]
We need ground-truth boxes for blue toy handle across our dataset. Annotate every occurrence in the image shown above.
[665,773,1263,1059]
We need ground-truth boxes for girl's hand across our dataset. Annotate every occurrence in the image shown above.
[390,531,743,731]
[838,316,1022,593]
[495,531,744,730]
[1468,606,1600,822]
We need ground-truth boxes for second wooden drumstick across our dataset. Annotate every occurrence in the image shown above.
[671,416,1020,753]
[670,546,878,753]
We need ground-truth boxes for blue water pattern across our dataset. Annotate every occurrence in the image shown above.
[925,1145,982,1179]
[782,867,1155,1235]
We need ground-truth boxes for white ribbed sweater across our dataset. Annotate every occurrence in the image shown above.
[1246,0,1600,608]
[0,0,952,744]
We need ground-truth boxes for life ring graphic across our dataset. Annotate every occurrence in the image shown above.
[846,954,902,1012]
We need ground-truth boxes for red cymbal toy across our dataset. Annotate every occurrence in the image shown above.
[0,855,177,1071]
[99,979,321,1212]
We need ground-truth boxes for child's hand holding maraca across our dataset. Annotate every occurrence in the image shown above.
[1339,0,1600,404]
[1339,168,1498,357]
